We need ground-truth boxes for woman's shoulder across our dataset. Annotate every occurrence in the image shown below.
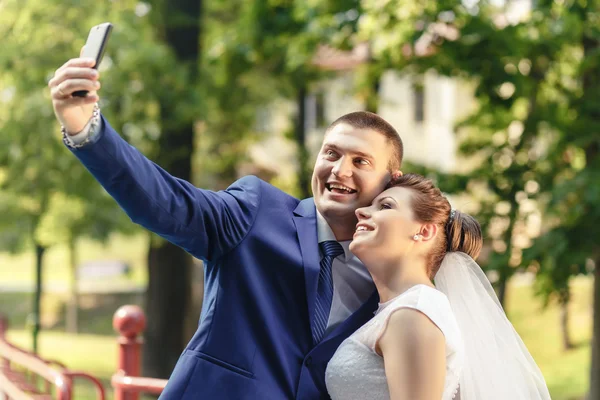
[382,285,461,346]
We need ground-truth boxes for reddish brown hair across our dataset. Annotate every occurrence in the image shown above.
[327,111,403,171]
[386,173,483,278]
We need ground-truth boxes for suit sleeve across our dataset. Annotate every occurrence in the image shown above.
[67,116,261,262]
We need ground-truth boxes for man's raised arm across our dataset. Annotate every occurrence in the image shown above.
[49,56,260,262]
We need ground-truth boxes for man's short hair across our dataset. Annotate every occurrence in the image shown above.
[326,111,403,171]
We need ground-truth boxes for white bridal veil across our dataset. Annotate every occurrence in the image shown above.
[435,252,552,400]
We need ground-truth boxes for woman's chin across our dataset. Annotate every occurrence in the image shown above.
[349,236,369,256]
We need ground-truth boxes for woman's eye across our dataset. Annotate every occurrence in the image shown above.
[380,203,392,210]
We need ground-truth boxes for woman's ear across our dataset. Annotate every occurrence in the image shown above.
[419,223,438,242]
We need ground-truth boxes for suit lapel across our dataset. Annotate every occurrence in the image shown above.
[292,198,321,340]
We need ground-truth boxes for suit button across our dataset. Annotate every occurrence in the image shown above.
[305,357,313,366]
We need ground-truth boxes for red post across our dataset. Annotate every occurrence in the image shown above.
[113,305,146,400]
[0,316,9,372]
[0,316,7,340]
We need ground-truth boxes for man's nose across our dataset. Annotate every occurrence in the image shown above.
[332,157,353,178]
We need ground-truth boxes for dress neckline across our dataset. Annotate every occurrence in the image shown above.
[374,284,434,315]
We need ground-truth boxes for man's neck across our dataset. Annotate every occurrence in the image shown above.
[315,209,357,242]
[329,219,357,241]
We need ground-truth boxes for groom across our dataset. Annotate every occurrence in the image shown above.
[49,57,403,399]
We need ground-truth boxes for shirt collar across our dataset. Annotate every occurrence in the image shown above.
[316,210,354,262]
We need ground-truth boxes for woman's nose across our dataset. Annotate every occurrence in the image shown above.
[355,207,370,220]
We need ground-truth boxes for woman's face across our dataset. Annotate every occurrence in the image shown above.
[349,186,423,267]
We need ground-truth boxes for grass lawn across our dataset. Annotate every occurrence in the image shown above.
[0,236,593,399]
[0,276,591,400]
[0,233,149,286]
[507,276,591,400]
[6,330,116,400]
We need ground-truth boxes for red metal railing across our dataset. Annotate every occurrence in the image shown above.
[111,305,167,400]
[0,305,168,400]
[0,317,105,400]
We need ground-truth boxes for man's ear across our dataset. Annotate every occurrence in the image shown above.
[391,170,403,180]
[419,223,438,242]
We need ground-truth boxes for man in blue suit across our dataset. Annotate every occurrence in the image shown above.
[49,57,403,399]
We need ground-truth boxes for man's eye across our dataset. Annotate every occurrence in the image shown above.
[355,158,369,165]
[326,150,337,157]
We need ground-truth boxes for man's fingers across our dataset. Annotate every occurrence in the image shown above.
[51,79,100,99]
[54,94,99,109]
[53,57,96,77]
[49,67,98,87]
[51,84,70,100]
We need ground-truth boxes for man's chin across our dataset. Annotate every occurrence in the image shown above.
[318,204,357,224]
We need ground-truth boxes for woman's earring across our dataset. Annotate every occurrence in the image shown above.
[413,234,420,241]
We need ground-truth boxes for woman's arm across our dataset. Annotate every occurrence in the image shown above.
[378,308,446,400]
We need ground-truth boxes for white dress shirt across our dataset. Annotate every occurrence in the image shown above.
[316,211,375,335]
[64,111,100,145]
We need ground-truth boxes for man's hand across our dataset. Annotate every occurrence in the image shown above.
[49,48,101,135]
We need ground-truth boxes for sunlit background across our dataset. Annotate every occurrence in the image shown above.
[0,0,597,398]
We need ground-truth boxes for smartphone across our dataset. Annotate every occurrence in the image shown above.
[72,22,113,97]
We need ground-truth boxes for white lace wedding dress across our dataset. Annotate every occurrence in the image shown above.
[325,284,464,400]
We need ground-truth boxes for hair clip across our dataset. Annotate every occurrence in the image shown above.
[449,209,456,223]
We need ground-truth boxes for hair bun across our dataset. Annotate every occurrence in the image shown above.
[446,210,483,259]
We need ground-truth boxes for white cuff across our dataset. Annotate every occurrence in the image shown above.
[68,117,96,144]
[62,104,101,149]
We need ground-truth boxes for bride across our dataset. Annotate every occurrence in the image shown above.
[325,173,551,400]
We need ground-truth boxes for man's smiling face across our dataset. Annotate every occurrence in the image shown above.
[311,122,395,230]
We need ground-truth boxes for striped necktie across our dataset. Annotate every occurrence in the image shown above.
[312,240,344,344]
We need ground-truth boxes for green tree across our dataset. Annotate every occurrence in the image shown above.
[37,193,137,333]
[351,0,597,396]
[198,0,278,189]
[0,0,159,352]
[125,0,203,379]
[351,0,590,307]
[243,0,363,196]
[521,1,600,395]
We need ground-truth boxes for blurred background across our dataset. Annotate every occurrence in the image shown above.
[0,0,598,399]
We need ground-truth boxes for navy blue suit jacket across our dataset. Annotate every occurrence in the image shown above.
[69,117,378,399]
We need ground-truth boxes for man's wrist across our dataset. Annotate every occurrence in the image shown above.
[62,104,101,148]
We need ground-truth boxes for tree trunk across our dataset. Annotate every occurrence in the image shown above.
[143,0,201,379]
[32,243,45,354]
[365,70,381,114]
[144,238,193,378]
[296,85,311,198]
[590,257,600,399]
[66,236,79,334]
[495,79,541,309]
[496,270,508,308]
[583,16,600,399]
[559,287,573,351]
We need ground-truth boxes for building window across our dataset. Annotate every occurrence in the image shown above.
[304,91,327,131]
